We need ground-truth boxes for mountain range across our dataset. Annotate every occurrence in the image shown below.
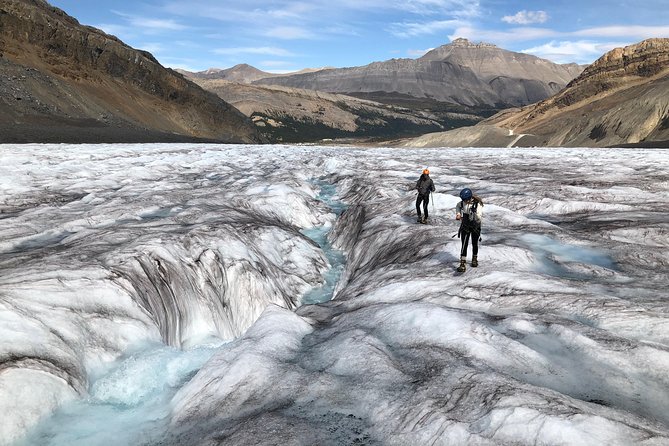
[1,0,667,147]
[177,39,584,142]
[403,38,669,148]
[252,38,583,108]
[177,64,332,83]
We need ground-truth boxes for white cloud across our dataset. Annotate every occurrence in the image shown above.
[213,47,296,57]
[502,10,548,25]
[407,48,434,57]
[112,10,188,32]
[522,40,627,64]
[303,0,480,17]
[323,25,361,37]
[96,0,669,70]
[95,23,132,37]
[174,40,202,48]
[451,23,669,46]
[264,26,315,40]
[161,0,481,39]
[393,0,481,17]
[449,26,558,43]
[137,18,188,31]
[259,60,294,68]
[573,25,669,39]
[162,2,251,22]
[389,19,464,38]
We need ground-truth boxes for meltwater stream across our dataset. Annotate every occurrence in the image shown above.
[300,182,347,304]
[16,182,347,446]
[520,233,618,278]
[16,343,219,446]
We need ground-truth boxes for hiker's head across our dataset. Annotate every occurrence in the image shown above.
[459,188,473,201]
[422,169,430,175]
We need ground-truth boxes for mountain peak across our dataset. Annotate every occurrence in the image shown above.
[230,63,256,70]
[589,38,669,72]
[449,37,497,49]
[419,38,501,61]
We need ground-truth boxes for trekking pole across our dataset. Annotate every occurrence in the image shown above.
[451,207,458,237]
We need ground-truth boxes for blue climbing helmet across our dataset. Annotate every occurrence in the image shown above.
[459,188,473,201]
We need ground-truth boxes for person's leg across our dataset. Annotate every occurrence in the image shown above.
[458,231,470,271]
[415,195,423,221]
[423,195,429,220]
[471,231,479,267]
[460,232,470,259]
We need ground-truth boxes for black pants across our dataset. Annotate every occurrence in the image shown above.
[460,230,479,259]
[416,194,430,218]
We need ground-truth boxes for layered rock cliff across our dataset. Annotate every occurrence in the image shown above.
[254,38,583,108]
[0,0,261,143]
[404,39,669,148]
[493,38,669,147]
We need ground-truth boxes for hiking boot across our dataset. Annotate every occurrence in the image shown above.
[421,216,428,224]
[417,216,422,223]
[457,260,466,272]
[471,256,478,267]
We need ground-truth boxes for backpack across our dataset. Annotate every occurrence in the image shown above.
[459,199,481,234]
[416,177,433,196]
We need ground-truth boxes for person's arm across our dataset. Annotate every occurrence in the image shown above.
[455,201,462,220]
[430,180,435,192]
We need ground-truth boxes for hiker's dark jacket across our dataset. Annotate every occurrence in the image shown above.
[416,174,435,196]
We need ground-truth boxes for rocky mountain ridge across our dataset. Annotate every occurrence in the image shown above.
[178,64,334,84]
[178,64,275,83]
[5,1,664,147]
[513,38,669,119]
[180,38,583,143]
[253,38,584,108]
[403,39,669,148]
[0,0,261,143]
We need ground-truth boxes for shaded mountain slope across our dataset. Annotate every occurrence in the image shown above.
[403,39,669,148]
[191,79,468,143]
[0,0,261,143]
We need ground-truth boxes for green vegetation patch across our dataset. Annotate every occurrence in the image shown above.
[251,110,443,143]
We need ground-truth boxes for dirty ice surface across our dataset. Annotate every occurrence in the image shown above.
[1,144,668,445]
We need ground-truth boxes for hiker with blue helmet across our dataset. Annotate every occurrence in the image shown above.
[415,168,435,224]
[455,187,483,272]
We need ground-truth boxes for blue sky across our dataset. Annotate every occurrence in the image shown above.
[49,0,669,73]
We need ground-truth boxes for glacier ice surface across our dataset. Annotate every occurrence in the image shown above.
[1,144,668,445]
